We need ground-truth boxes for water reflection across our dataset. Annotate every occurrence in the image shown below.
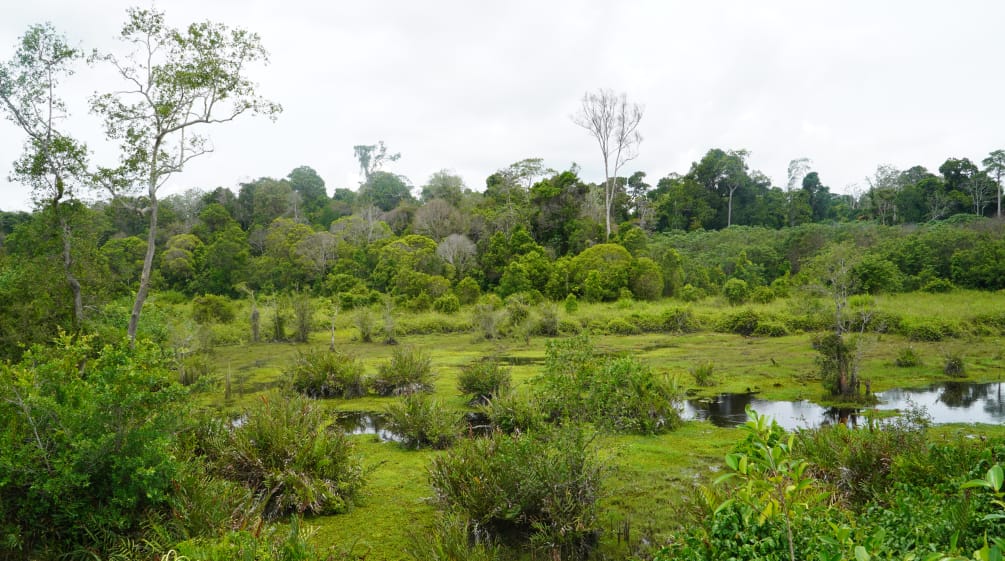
[685,381,1005,430]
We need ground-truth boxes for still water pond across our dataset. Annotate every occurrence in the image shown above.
[685,381,1005,430]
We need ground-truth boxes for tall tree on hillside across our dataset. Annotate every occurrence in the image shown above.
[90,7,281,345]
[983,150,1005,218]
[572,89,643,240]
[0,24,89,325]
[786,158,812,226]
[353,141,399,182]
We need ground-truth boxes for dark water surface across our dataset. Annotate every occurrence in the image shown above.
[685,381,1005,430]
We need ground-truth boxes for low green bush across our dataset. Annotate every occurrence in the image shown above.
[397,314,472,335]
[894,346,922,367]
[901,319,953,342]
[427,426,601,559]
[716,308,760,336]
[564,293,579,313]
[557,318,582,335]
[723,278,750,305]
[678,283,705,302]
[288,349,367,399]
[752,320,789,337]
[454,276,481,306]
[749,285,776,304]
[407,513,504,561]
[481,389,546,434]
[660,306,698,333]
[458,359,512,403]
[943,352,966,377]
[606,317,641,335]
[371,346,435,396]
[192,294,235,324]
[691,361,716,387]
[921,278,955,293]
[384,394,458,450]
[205,393,364,519]
[433,293,461,314]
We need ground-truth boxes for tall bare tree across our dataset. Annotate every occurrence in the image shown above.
[91,8,281,345]
[0,24,89,325]
[572,89,643,240]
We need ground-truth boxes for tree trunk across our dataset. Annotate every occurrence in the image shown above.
[127,190,158,346]
[59,213,83,326]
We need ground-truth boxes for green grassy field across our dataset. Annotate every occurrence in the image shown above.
[178,290,1005,559]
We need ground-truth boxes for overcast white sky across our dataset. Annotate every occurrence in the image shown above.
[1,1,1003,212]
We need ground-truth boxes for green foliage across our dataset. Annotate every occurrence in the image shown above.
[723,278,750,305]
[427,426,601,559]
[692,361,716,387]
[371,346,435,396]
[433,292,460,314]
[534,302,560,336]
[173,516,328,561]
[0,335,187,558]
[288,349,367,398]
[384,394,459,450]
[407,513,504,561]
[813,333,858,396]
[454,276,481,305]
[204,393,364,519]
[458,359,512,403]
[902,318,956,342]
[716,308,761,336]
[750,285,776,304]
[678,283,706,302]
[354,307,374,342]
[894,346,922,367]
[571,243,633,301]
[607,317,641,335]
[564,293,579,313]
[536,335,682,434]
[629,257,664,301]
[481,389,547,434]
[943,352,966,377]
[472,301,504,340]
[753,320,790,337]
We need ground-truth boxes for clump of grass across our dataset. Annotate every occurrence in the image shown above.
[288,348,367,399]
[481,389,546,434]
[384,394,458,450]
[943,352,966,377]
[407,513,504,561]
[458,359,511,404]
[354,308,374,342]
[371,345,434,396]
[203,393,364,519]
[691,361,716,387]
[428,426,601,559]
[894,346,922,368]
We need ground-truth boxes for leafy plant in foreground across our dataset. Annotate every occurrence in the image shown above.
[384,393,458,450]
[371,345,435,396]
[288,348,367,399]
[457,358,511,404]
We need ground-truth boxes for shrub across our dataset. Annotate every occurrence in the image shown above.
[371,346,435,396]
[354,308,375,342]
[407,513,504,561]
[428,426,602,559]
[894,347,922,368]
[433,293,461,314]
[943,353,966,377]
[384,394,458,450]
[716,308,760,336]
[902,319,949,342]
[586,357,683,434]
[291,293,313,343]
[723,278,750,305]
[749,285,776,304]
[753,320,789,337]
[288,349,367,399]
[192,294,235,324]
[481,389,546,434]
[535,302,560,336]
[660,306,698,333]
[454,276,481,306]
[921,278,954,293]
[458,359,512,403]
[607,317,641,335]
[205,393,364,519]
[564,293,579,313]
[678,283,706,302]
[691,361,716,387]
[558,319,582,335]
[629,257,664,301]
[473,303,504,340]
[409,291,432,311]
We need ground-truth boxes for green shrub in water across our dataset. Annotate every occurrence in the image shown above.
[288,348,367,399]
[384,393,459,450]
[458,359,512,403]
[371,345,435,396]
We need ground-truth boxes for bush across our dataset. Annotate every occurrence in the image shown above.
[354,308,375,342]
[723,278,750,305]
[943,353,966,377]
[472,303,504,340]
[606,317,641,335]
[371,346,435,396]
[192,294,235,324]
[902,319,950,342]
[691,361,716,387]
[564,293,579,313]
[288,349,367,399]
[716,308,760,336]
[660,306,698,333]
[895,347,922,368]
[407,514,504,561]
[454,276,481,306]
[749,285,776,304]
[752,320,789,337]
[481,389,546,434]
[428,426,601,559]
[921,278,955,293]
[433,293,461,314]
[678,283,706,302]
[384,394,458,450]
[205,393,364,519]
[534,302,560,336]
[0,337,187,558]
[458,359,512,403]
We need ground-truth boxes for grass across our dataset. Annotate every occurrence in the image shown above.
[167,291,1005,559]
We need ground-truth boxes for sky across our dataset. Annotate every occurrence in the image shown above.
[1,0,1004,212]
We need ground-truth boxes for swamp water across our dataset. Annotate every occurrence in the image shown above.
[335,381,1004,441]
